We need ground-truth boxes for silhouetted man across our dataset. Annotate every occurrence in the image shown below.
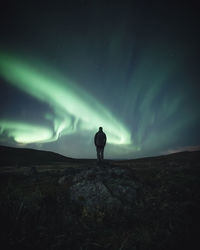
[94,127,107,162]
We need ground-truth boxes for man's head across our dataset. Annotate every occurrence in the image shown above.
[99,127,103,131]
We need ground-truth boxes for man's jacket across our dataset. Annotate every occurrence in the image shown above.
[94,131,106,147]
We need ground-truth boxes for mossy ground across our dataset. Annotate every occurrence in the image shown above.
[0,160,200,250]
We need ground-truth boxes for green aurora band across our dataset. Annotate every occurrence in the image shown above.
[0,51,134,150]
[0,120,53,144]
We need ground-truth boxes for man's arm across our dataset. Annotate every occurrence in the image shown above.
[94,133,97,146]
[104,133,107,145]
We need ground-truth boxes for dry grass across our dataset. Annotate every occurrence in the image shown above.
[0,159,200,250]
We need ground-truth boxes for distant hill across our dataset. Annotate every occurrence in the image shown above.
[1,144,200,167]
[0,145,73,166]
[112,150,200,170]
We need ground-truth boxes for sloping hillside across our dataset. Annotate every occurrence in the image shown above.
[0,145,72,166]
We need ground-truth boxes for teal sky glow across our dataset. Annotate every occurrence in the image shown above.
[0,1,199,158]
[0,51,136,157]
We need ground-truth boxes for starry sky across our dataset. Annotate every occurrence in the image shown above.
[0,0,199,159]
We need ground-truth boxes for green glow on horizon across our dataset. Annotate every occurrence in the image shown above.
[0,51,132,147]
[0,120,53,144]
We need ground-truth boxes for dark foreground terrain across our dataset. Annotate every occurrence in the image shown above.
[0,147,200,250]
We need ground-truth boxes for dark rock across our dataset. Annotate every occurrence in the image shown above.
[58,175,68,185]
[24,165,38,176]
[62,165,141,216]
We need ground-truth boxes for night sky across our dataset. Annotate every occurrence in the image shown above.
[0,0,199,159]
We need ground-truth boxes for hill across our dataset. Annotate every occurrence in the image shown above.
[114,150,200,167]
[1,144,200,167]
[0,145,72,166]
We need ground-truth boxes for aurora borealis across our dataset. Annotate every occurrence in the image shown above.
[0,51,132,145]
[0,1,199,158]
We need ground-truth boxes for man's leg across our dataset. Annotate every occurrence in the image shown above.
[100,147,104,161]
[96,147,101,162]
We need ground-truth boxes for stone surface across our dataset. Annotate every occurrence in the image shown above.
[59,164,141,214]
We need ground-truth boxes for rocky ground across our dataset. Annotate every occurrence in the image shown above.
[0,151,200,250]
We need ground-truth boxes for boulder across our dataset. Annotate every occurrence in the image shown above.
[59,164,141,217]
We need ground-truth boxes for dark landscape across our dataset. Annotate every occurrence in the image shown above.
[0,146,200,250]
